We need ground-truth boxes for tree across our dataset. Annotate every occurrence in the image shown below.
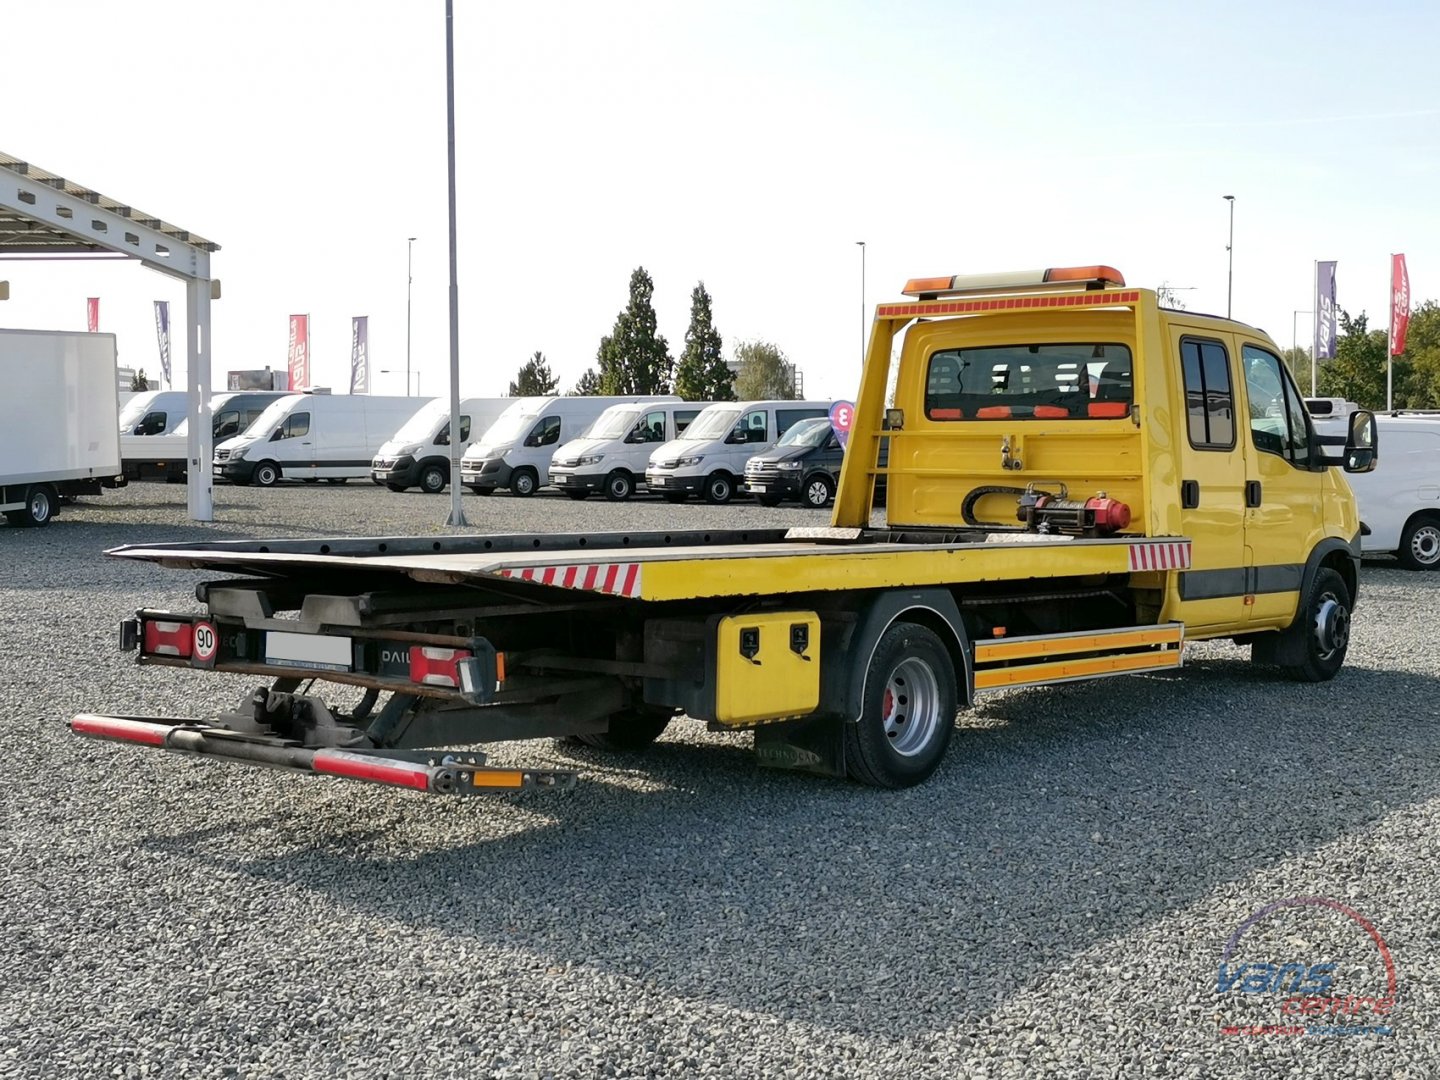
[569,368,603,395]
[733,340,796,400]
[1399,300,1440,408]
[1317,310,1395,410]
[673,282,735,401]
[508,351,558,396]
[596,268,673,395]
[130,368,150,392]
[1281,346,1311,385]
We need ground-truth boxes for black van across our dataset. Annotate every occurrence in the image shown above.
[742,416,846,508]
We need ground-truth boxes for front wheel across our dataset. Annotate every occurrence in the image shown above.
[7,485,56,528]
[571,708,675,751]
[1398,516,1440,570]
[845,622,957,789]
[803,473,835,508]
[253,461,281,487]
[703,472,734,504]
[1255,567,1352,683]
[419,463,448,494]
[509,468,539,497]
[604,469,634,501]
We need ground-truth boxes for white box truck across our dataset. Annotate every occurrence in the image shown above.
[1,329,124,527]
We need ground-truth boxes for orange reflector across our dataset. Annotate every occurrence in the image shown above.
[495,651,506,682]
[472,769,525,790]
[901,275,955,296]
[993,627,1008,637]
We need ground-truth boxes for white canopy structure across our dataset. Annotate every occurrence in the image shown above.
[0,151,220,520]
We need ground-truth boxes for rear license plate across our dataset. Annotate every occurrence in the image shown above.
[265,631,352,671]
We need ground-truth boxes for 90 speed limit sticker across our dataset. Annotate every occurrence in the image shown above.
[193,620,219,666]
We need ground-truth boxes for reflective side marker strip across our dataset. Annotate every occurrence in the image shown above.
[497,562,643,598]
[1128,541,1193,572]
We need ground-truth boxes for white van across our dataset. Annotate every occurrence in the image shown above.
[645,400,831,503]
[459,395,679,496]
[1308,398,1440,569]
[549,400,713,500]
[122,391,289,481]
[213,393,434,487]
[371,397,510,493]
[118,390,187,436]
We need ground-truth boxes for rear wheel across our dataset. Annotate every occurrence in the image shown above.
[1398,515,1440,570]
[510,467,539,497]
[845,622,957,789]
[803,473,835,508]
[703,472,734,504]
[6,485,56,528]
[419,463,448,494]
[572,707,675,751]
[253,461,281,487]
[604,469,634,501]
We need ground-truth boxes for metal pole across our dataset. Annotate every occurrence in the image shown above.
[855,240,866,366]
[444,0,466,526]
[1387,254,1394,413]
[1312,261,1321,399]
[406,237,416,397]
[1223,195,1235,319]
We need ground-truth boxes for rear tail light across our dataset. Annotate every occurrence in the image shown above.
[410,646,473,688]
[142,619,193,658]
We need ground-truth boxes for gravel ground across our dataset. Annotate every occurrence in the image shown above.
[2,482,1437,1078]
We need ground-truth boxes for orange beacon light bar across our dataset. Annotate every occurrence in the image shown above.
[901,265,1127,299]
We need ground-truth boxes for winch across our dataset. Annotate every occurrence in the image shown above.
[1017,488,1131,535]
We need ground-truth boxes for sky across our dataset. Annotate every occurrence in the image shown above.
[3,0,1439,403]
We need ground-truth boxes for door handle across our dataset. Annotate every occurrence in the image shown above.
[1181,480,1200,509]
[1245,480,1262,507]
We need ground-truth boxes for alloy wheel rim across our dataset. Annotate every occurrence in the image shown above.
[881,656,942,757]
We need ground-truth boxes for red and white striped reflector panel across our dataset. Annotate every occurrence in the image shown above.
[141,619,193,658]
[312,750,432,792]
[497,561,643,599]
[1127,541,1193,572]
[409,646,473,688]
[69,714,175,747]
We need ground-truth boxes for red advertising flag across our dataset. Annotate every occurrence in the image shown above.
[1390,254,1410,356]
[287,314,310,390]
[86,297,99,333]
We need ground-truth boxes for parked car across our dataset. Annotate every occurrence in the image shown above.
[214,394,433,486]
[549,400,713,500]
[645,400,831,504]
[122,391,289,481]
[371,397,510,493]
[459,395,678,496]
[1308,398,1440,569]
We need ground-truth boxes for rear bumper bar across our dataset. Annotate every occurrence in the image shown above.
[69,713,576,795]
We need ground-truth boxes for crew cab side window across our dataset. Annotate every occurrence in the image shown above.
[1179,338,1235,450]
[729,409,769,443]
[1242,345,1312,467]
[641,410,667,441]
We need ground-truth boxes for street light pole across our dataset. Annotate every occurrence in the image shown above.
[1223,195,1235,319]
[444,0,466,527]
[406,236,416,398]
[855,241,866,367]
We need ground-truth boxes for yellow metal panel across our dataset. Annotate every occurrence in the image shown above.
[973,648,1181,690]
[975,625,1182,663]
[713,612,820,725]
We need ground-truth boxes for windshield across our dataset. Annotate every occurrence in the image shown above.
[777,417,832,448]
[481,408,541,446]
[118,396,157,428]
[681,405,743,440]
[243,398,298,439]
[390,400,447,443]
[587,406,644,440]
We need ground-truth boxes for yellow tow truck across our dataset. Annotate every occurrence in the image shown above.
[71,266,1378,793]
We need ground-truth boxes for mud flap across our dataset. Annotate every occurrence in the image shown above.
[753,713,846,778]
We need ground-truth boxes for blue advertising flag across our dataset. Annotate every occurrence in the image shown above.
[1314,262,1338,360]
[153,301,172,388]
[350,316,369,394]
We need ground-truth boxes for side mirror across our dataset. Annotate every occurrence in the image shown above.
[1343,409,1378,473]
